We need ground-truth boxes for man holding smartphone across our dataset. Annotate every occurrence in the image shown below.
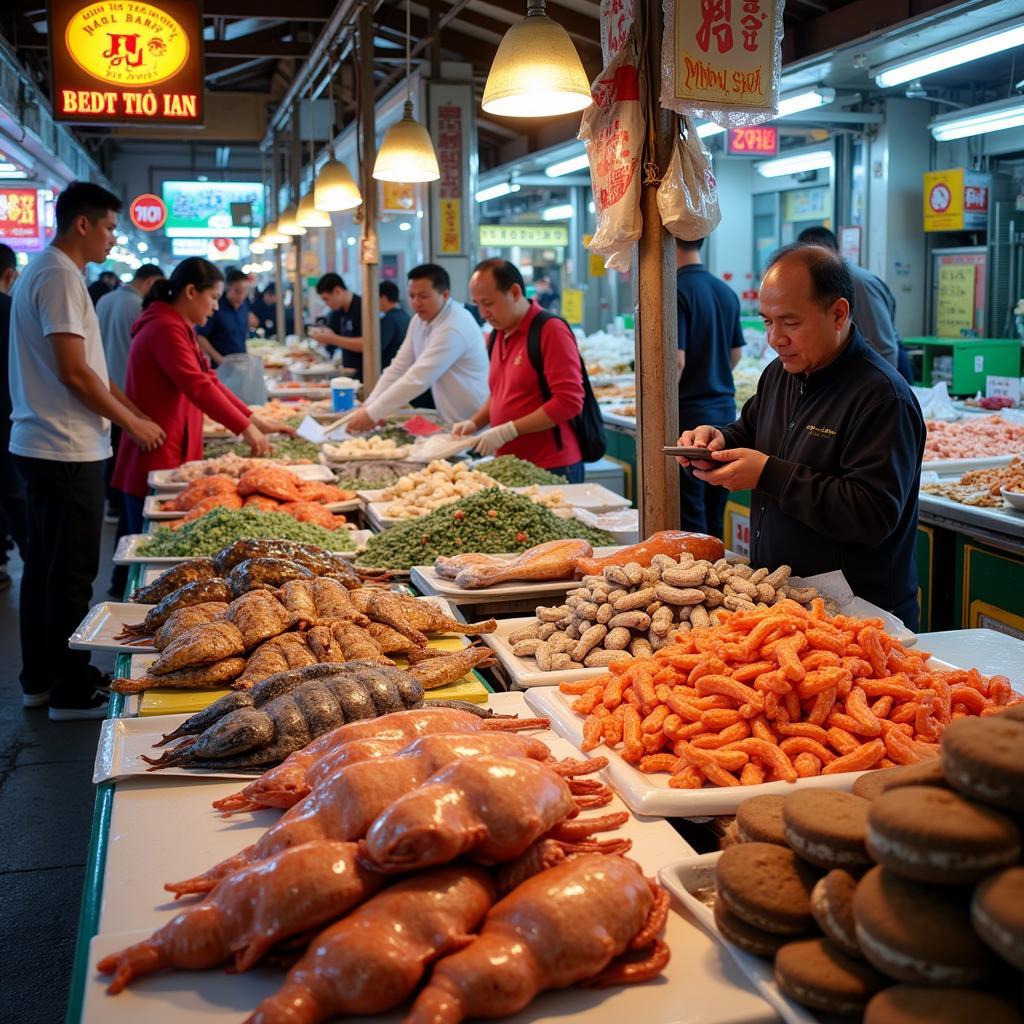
[676,243,924,630]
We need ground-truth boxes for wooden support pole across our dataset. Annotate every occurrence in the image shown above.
[358,2,381,391]
[290,127,305,338]
[634,0,680,535]
[272,134,286,341]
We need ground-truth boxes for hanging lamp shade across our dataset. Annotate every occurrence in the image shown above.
[482,0,591,117]
[278,204,306,236]
[297,190,332,228]
[315,158,362,211]
[373,99,440,182]
[265,221,288,245]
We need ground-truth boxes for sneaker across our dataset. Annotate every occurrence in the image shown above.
[48,688,110,721]
[22,690,49,708]
[104,503,120,524]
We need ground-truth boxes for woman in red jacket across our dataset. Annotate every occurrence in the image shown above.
[112,258,284,534]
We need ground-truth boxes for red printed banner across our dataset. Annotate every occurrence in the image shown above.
[436,104,462,254]
[726,124,778,156]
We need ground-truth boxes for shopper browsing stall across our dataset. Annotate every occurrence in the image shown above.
[677,243,924,629]
[344,264,488,432]
[456,258,586,482]
[675,237,745,538]
[10,182,166,718]
[196,268,254,366]
[112,258,292,536]
[308,273,363,377]
[0,243,24,591]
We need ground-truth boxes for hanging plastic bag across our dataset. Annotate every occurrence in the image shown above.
[216,353,268,406]
[657,115,721,241]
[579,29,644,273]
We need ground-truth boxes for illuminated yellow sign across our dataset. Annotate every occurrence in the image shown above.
[49,0,204,124]
[479,224,569,248]
[64,2,189,87]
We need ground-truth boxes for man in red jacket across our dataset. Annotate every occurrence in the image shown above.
[457,259,585,482]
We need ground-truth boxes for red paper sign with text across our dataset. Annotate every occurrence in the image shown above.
[726,125,778,156]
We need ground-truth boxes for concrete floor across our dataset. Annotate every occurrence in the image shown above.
[0,524,117,1024]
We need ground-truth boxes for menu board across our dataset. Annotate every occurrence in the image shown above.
[935,264,976,337]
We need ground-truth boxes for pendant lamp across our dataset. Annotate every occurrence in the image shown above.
[250,237,266,254]
[298,189,332,228]
[265,222,287,245]
[482,0,592,117]
[373,0,439,182]
[315,158,362,211]
[315,53,363,211]
[279,203,306,236]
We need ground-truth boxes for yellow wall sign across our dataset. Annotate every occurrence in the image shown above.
[439,198,461,254]
[480,224,569,248]
[49,0,204,123]
[561,287,584,325]
[923,168,990,232]
[935,264,976,337]
[583,233,606,276]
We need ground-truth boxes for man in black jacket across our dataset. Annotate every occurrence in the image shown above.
[676,243,924,629]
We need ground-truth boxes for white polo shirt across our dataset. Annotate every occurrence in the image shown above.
[9,246,112,461]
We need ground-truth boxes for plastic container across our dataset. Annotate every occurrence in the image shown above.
[331,377,360,412]
[573,507,640,544]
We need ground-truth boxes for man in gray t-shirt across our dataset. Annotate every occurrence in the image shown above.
[96,263,163,391]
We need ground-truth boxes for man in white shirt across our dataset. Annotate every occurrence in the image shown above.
[10,181,165,719]
[344,264,488,431]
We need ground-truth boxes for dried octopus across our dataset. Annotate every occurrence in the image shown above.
[143,650,499,773]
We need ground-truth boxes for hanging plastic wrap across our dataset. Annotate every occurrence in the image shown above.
[579,29,644,273]
[657,115,721,240]
[660,0,786,128]
[599,0,637,63]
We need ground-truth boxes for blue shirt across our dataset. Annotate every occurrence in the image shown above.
[198,297,250,357]
[676,265,744,410]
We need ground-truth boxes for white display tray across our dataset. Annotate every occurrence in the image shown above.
[113,530,372,566]
[409,546,624,603]
[148,463,334,492]
[658,853,817,1024]
[919,490,1024,538]
[82,697,772,1024]
[143,495,359,521]
[601,409,638,430]
[920,454,1015,474]
[266,383,330,399]
[70,602,158,654]
[480,616,607,687]
[524,655,995,818]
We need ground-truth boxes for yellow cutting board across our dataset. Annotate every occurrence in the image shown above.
[138,635,489,715]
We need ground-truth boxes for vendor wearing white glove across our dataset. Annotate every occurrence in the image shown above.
[467,259,586,482]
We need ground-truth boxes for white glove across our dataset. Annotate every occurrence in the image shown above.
[473,420,519,457]
[451,419,478,437]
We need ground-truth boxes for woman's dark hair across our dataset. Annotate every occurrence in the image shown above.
[144,257,223,308]
[765,242,855,314]
[472,257,525,294]
[408,263,450,293]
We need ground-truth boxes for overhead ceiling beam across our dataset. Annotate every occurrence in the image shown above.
[443,4,602,56]
[203,0,336,19]
[206,38,310,57]
[374,7,498,70]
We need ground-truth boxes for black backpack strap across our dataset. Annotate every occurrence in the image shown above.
[527,310,564,451]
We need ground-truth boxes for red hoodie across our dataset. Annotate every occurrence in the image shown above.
[112,300,252,497]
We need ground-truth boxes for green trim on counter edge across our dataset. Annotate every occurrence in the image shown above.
[64,779,114,1024]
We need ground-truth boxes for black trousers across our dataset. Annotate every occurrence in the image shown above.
[678,399,736,541]
[15,456,104,700]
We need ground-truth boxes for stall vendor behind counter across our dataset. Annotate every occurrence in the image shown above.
[678,243,925,629]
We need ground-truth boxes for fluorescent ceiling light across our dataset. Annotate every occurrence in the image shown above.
[398,221,412,231]
[545,153,589,177]
[756,150,833,178]
[475,181,521,202]
[929,97,1024,141]
[696,122,726,138]
[0,170,28,179]
[777,87,836,117]
[540,203,574,221]
[873,20,1024,88]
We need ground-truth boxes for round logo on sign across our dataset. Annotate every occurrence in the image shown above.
[212,237,231,253]
[64,2,190,88]
[130,194,167,231]
[929,183,952,214]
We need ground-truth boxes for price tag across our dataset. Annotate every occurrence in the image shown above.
[986,376,1021,405]
[729,511,750,559]
[974,355,984,373]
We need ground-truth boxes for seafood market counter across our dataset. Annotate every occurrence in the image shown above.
[69,691,777,1024]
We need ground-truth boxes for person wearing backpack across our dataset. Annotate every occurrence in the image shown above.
[457,259,604,483]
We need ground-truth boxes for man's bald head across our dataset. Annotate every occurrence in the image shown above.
[758,242,856,375]
[765,242,854,314]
